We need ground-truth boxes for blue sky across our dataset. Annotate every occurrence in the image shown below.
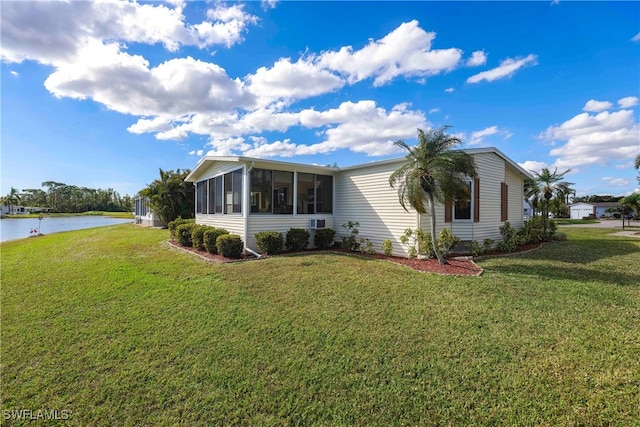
[2,0,639,199]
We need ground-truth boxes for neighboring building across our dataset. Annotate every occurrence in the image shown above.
[569,201,621,219]
[523,199,533,219]
[134,197,164,227]
[1,205,51,215]
[185,147,532,257]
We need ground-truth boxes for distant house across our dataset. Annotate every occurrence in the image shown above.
[1,205,51,215]
[134,197,164,227]
[185,147,532,257]
[569,202,620,219]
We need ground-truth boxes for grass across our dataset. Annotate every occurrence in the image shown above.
[1,225,639,425]
[553,218,600,225]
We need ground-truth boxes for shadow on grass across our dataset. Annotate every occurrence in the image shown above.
[483,260,640,287]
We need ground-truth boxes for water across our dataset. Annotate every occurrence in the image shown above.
[0,216,133,242]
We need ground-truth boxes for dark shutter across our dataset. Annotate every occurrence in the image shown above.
[501,182,509,222]
[473,178,480,223]
[444,198,452,223]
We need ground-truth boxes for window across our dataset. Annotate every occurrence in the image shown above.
[296,173,333,214]
[196,180,208,214]
[454,181,472,220]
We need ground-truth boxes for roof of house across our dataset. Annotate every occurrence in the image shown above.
[570,201,621,208]
[185,147,533,182]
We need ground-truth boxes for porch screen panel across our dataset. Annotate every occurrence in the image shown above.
[315,174,333,213]
[273,171,293,214]
[232,169,243,214]
[207,178,216,214]
[215,176,223,213]
[297,173,315,214]
[250,169,272,213]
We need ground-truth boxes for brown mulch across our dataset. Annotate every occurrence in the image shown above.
[168,241,544,277]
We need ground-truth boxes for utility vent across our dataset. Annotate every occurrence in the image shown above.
[309,219,326,229]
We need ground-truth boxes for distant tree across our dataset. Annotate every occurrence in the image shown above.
[528,168,573,231]
[620,193,640,223]
[1,187,22,214]
[389,127,477,264]
[140,168,194,226]
[635,153,640,184]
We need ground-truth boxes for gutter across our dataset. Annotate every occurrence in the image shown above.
[244,246,262,259]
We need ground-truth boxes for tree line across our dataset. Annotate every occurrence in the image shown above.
[1,182,133,213]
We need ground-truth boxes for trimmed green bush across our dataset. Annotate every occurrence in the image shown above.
[341,221,361,251]
[203,228,229,254]
[176,223,198,247]
[381,239,393,256]
[437,228,460,256]
[168,217,194,239]
[216,234,244,258]
[496,221,521,252]
[191,225,209,250]
[314,228,336,249]
[255,231,284,255]
[285,228,310,251]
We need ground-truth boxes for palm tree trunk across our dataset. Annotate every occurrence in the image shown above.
[428,193,448,265]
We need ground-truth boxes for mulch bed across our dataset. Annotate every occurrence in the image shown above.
[168,241,544,277]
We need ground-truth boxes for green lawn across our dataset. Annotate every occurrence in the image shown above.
[1,225,638,425]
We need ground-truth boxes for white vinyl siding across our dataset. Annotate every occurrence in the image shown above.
[506,167,525,229]
[335,161,418,257]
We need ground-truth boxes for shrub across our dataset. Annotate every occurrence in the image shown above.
[552,232,568,241]
[176,223,198,247]
[359,238,375,254]
[400,228,435,259]
[612,212,622,219]
[191,225,209,250]
[437,228,460,256]
[314,228,336,249]
[285,228,310,251]
[341,221,361,251]
[464,240,483,257]
[203,228,229,254]
[518,217,557,243]
[216,234,244,258]
[255,231,284,255]
[483,238,494,253]
[381,239,393,256]
[496,221,521,252]
[168,217,194,239]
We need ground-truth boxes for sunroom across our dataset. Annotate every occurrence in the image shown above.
[184,156,338,252]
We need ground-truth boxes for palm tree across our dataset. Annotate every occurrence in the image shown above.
[389,127,477,264]
[1,187,22,214]
[140,168,194,226]
[635,153,640,184]
[529,167,572,231]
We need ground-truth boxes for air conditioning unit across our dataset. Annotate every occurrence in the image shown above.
[309,219,326,229]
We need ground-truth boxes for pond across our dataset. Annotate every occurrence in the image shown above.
[0,216,134,243]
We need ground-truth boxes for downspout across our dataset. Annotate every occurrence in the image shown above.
[244,161,261,258]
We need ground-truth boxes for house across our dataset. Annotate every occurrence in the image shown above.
[134,196,164,227]
[569,201,621,219]
[184,147,532,257]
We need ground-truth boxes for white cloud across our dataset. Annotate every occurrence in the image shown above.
[317,20,462,87]
[188,149,204,156]
[261,0,279,10]
[583,99,613,112]
[246,57,345,107]
[0,1,258,65]
[466,54,538,84]
[602,177,631,186]
[468,126,499,145]
[10,70,19,77]
[541,108,640,171]
[631,32,640,42]
[466,51,487,67]
[444,87,455,93]
[618,96,639,108]
[519,160,548,174]
[428,108,440,114]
